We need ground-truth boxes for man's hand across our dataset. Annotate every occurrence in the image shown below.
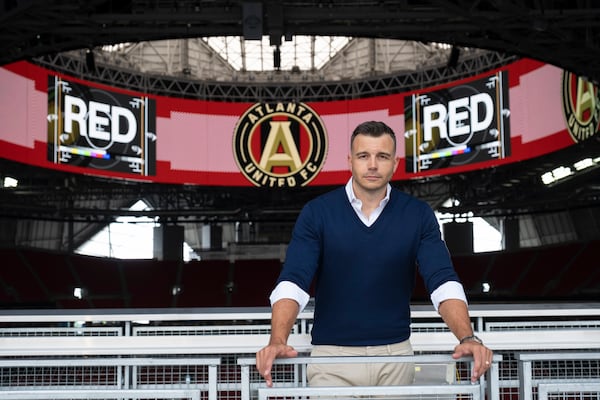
[257,298,301,386]
[452,340,493,383]
[437,299,494,382]
[256,343,298,387]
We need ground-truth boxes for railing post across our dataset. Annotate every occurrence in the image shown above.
[240,364,251,400]
[518,358,533,400]
[208,363,218,400]
[486,355,500,400]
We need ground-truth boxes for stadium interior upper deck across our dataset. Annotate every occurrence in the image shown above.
[1,3,600,400]
[0,0,600,310]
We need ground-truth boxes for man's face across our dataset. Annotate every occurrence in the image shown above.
[348,133,399,193]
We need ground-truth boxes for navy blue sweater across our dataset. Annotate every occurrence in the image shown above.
[276,186,460,346]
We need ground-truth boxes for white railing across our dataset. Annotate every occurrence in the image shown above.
[2,389,202,400]
[537,382,600,400]
[239,354,504,400]
[517,351,600,400]
[0,303,598,400]
[0,357,220,400]
[259,384,481,400]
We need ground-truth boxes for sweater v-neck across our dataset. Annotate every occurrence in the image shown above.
[346,189,394,230]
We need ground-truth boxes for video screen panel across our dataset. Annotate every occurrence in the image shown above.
[405,71,510,173]
[47,76,156,176]
[0,59,592,187]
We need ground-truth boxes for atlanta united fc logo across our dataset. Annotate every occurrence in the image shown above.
[561,71,600,143]
[233,102,328,187]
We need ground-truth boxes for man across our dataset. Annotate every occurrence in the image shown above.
[256,121,493,387]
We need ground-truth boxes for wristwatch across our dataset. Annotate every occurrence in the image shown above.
[459,335,483,345]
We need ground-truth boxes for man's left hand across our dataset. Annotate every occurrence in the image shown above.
[452,340,493,383]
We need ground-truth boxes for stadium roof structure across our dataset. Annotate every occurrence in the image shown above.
[1,1,600,82]
[0,0,599,255]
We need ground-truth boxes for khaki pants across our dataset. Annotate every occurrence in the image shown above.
[307,340,415,387]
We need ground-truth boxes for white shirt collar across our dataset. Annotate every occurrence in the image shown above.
[345,177,391,206]
[345,178,391,226]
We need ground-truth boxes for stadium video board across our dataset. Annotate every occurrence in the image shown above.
[0,58,595,187]
[47,76,156,176]
[405,71,510,173]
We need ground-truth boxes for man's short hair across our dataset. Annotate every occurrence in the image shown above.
[350,121,397,151]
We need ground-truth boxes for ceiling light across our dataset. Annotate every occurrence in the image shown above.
[2,176,18,187]
[441,197,460,207]
[541,172,554,185]
[573,157,594,171]
[102,43,128,52]
[542,156,600,185]
[541,166,573,185]
[73,287,86,299]
[552,166,573,180]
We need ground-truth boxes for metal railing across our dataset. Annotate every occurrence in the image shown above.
[0,304,598,400]
[537,382,600,400]
[518,352,600,400]
[2,389,202,400]
[0,357,220,400]
[259,384,481,400]
[238,354,504,400]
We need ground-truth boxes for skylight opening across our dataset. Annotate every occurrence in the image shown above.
[204,35,351,71]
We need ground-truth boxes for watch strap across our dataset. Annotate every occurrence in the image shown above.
[459,335,483,345]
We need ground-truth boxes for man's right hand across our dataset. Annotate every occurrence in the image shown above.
[255,343,298,387]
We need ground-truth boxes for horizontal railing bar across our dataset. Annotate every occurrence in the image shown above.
[0,303,599,323]
[239,354,503,365]
[517,351,600,361]
[258,384,480,399]
[534,378,600,384]
[1,389,200,400]
[0,357,221,367]
[538,382,600,400]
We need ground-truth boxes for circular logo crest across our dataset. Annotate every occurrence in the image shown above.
[233,102,328,187]
[561,71,600,143]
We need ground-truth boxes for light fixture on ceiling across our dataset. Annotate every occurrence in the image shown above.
[573,157,595,171]
[541,156,600,185]
[482,282,491,293]
[73,287,86,299]
[541,166,573,185]
[2,176,18,188]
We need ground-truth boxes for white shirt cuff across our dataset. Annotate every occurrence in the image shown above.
[269,281,311,312]
[430,281,468,312]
